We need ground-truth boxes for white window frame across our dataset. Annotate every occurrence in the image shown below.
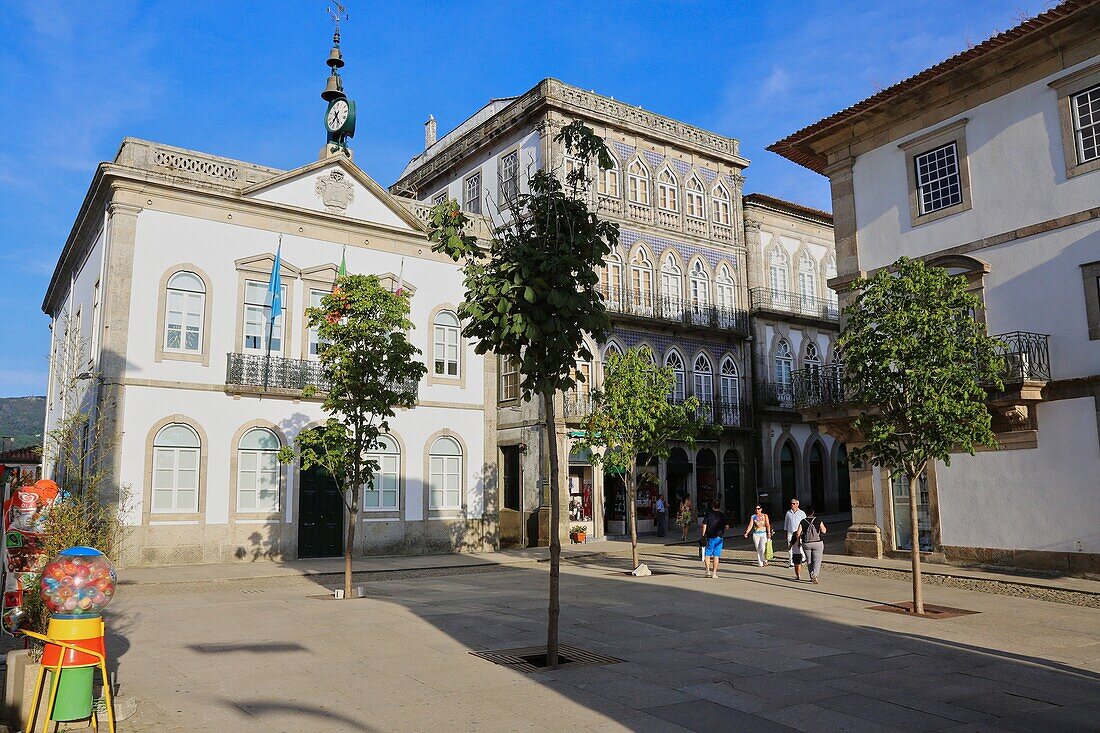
[711,183,731,225]
[657,168,678,212]
[1071,83,1100,165]
[775,339,793,388]
[899,118,972,225]
[165,271,206,354]
[798,251,818,305]
[500,150,520,203]
[598,157,620,197]
[237,428,280,513]
[693,354,713,404]
[627,160,650,205]
[364,435,400,510]
[685,176,706,219]
[307,288,329,359]
[152,424,200,514]
[464,172,482,214]
[429,437,463,510]
[243,279,286,353]
[1050,64,1100,178]
[665,351,685,402]
[631,250,654,314]
[500,355,519,402]
[433,310,461,377]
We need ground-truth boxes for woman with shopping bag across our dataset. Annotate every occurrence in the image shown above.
[743,505,773,567]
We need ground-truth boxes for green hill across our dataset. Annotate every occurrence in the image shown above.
[0,396,46,449]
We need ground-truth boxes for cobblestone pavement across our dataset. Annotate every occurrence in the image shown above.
[30,549,1100,732]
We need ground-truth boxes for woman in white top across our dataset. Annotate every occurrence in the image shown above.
[743,505,773,567]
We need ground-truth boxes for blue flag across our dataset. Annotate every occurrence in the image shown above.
[267,238,283,322]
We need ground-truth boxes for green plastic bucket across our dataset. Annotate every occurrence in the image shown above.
[48,666,95,721]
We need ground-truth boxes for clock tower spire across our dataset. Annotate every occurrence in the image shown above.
[320,3,356,160]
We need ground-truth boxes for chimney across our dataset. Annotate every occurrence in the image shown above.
[425,115,437,149]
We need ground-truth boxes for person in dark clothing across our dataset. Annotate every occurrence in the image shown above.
[699,498,729,578]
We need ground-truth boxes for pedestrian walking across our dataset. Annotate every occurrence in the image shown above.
[677,496,695,541]
[784,499,807,568]
[700,499,729,578]
[743,504,773,567]
[794,505,827,583]
[655,494,668,537]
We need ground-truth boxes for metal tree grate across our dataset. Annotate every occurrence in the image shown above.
[470,644,623,673]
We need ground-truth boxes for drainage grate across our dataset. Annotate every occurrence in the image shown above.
[240,588,265,594]
[470,644,623,673]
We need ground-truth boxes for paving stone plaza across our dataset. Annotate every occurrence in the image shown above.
[94,547,1099,732]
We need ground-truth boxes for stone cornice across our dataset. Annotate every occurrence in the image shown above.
[392,78,748,193]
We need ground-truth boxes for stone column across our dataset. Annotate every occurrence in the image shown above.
[843,440,883,558]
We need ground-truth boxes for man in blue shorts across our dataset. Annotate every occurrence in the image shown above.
[700,498,729,578]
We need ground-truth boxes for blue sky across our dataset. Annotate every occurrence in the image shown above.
[0,0,1049,397]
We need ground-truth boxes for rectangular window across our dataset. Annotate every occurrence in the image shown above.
[243,280,285,353]
[364,454,399,509]
[464,172,482,214]
[1072,83,1100,165]
[430,456,461,509]
[500,151,519,202]
[153,446,199,512]
[914,142,962,215]
[166,289,203,352]
[432,191,448,206]
[238,451,279,512]
[891,472,932,552]
[307,289,327,358]
[500,355,519,402]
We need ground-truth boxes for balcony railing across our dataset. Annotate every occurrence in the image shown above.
[598,285,748,333]
[563,393,593,418]
[696,400,751,428]
[225,353,419,397]
[749,287,839,321]
[994,331,1050,382]
[791,332,1051,409]
[755,382,796,410]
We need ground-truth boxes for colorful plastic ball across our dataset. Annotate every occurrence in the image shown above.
[39,547,117,616]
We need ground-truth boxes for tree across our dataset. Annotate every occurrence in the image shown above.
[279,274,426,600]
[572,347,703,569]
[428,120,618,667]
[838,257,1002,614]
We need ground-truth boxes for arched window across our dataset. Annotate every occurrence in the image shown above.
[716,265,738,325]
[601,253,623,308]
[798,251,818,308]
[152,423,200,513]
[364,434,400,510]
[689,260,710,325]
[769,246,790,308]
[657,168,679,212]
[237,427,280,512]
[429,436,463,510]
[823,257,839,317]
[775,339,794,406]
[693,353,713,408]
[685,176,706,219]
[665,350,685,402]
[630,248,654,314]
[603,341,623,364]
[433,310,461,377]
[598,155,620,198]
[719,356,741,425]
[627,160,650,205]
[165,271,205,353]
[711,183,731,225]
[660,255,683,318]
[570,352,592,400]
[804,341,821,369]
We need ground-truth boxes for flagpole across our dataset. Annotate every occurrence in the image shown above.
[263,236,284,390]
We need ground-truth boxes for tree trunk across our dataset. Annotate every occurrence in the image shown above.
[908,472,924,615]
[345,502,356,601]
[626,466,639,569]
[544,392,561,668]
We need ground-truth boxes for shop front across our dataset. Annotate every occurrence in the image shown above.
[568,448,597,539]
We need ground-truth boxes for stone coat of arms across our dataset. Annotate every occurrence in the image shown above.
[315,170,355,214]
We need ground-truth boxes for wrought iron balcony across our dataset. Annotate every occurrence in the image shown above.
[696,400,751,428]
[755,382,796,410]
[749,287,839,322]
[563,393,593,418]
[225,353,420,398]
[598,285,748,333]
[791,332,1051,410]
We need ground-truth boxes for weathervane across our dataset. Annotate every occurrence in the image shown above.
[320,2,356,157]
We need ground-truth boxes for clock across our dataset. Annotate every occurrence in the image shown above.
[326,99,350,132]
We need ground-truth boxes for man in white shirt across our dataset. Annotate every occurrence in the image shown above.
[784,499,807,568]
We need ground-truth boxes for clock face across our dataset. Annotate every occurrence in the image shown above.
[326,100,350,132]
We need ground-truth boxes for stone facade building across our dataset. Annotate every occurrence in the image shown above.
[770,0,1099,574]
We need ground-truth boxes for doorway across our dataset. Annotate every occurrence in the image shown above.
[809,443,825,512]
[696,448,717,512]
[723,449,742,521]
[779,441,797,511]
[837,445,851,512]
[298,464,344,558]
